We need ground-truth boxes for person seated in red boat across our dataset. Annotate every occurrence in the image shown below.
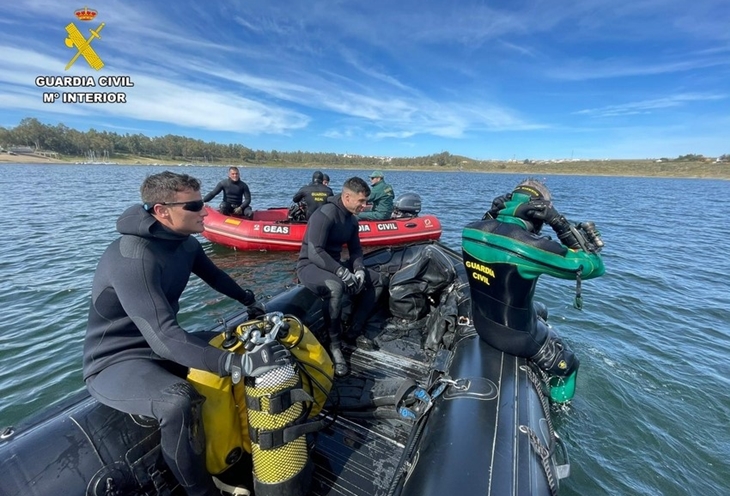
[296,177,385,377]
[291,170,334,221]
[358,170,395,220]
[203,166,253,219]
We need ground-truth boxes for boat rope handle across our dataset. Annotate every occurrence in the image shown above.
[521,365,555,438]
[519,425,559,496]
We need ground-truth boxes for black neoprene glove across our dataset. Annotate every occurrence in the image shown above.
[240,289,256,306]
[517,200,559,224]
[336,266,358,294]
[520,201,581,249]
[482,193,512,220]
[224,341,290,384]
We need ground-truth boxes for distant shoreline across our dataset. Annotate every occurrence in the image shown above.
[1,152,727,180]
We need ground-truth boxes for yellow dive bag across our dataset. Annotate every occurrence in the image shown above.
[187,314,334,477]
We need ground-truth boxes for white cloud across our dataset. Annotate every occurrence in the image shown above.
[576,93,727,117]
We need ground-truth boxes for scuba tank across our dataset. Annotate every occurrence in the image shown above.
[242,312,314,496]
[189,312,332,490]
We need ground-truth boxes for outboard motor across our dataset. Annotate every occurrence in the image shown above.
[392,193,422,218]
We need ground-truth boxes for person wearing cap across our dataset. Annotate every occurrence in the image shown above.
[322,173,331,187]
[292,170,334,220]
[358,170,395,220]
[462,178,605,402]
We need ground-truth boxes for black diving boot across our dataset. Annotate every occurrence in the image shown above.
[530,333,578,377]
[530,332,580,401]
[329,343,349,377]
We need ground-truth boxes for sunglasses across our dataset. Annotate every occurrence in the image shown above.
[144,200,205,212]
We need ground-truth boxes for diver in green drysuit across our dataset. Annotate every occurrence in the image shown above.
[462,179,605,401]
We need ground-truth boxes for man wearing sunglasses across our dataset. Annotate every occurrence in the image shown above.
[203,166,253,219]
[83,171,288,496]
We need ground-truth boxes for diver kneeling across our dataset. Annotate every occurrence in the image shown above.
[461,179,605,401]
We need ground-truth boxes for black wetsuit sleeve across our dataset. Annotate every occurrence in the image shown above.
[203,181,224,203]
[191,246,251,304]
[113,246,227,375]
[293,188,305,203]
[305,208,342,273]
[348,222,365,271]
[240,182,251,209]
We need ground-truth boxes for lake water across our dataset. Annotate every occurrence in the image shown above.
[1,163,728,496]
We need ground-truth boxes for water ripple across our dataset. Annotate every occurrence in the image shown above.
[1,165,729,496]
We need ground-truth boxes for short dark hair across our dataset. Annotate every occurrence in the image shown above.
[323,173,330,182]
[141,171,201,204]
[228,166,240,173]
[343,176,370,196]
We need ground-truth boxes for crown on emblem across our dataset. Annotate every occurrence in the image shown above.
[74,6,97,21]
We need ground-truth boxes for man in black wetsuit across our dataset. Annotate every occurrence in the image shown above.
[83,171,289,496]
[322,173,331,187]
[296,177,383,377]
[292,170,334,220]
[203,166,253,218]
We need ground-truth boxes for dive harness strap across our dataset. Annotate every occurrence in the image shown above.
[248,408,329,451]
[245,384,314,415]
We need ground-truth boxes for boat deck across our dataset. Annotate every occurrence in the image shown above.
[310,316,441,496]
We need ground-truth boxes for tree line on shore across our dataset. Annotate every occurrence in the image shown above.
[1,117,728,166]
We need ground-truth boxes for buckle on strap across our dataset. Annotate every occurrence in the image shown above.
[246,386,313,414]
[394,379,436,421]
[249,413,329,451]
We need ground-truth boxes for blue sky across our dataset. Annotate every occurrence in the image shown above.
[1,0,728,160]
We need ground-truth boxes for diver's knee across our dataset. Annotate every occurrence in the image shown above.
[160,381,205,417]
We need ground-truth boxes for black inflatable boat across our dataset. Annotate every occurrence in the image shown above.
[0,241,570,496]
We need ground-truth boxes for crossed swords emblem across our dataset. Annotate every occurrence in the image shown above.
[64,22,105,70]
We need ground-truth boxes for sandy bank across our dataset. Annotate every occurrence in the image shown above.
[0,153,66,164]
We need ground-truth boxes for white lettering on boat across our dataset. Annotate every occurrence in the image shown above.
[359,224,371,232]
[377,222,398,231]
[263,225,290,234]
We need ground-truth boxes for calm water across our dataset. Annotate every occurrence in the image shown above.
[1,164,728,496]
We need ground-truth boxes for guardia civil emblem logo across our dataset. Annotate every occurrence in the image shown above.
[64,7,105,70]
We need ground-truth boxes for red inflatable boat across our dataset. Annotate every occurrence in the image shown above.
[201,207,442,251]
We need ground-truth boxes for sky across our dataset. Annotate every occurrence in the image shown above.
[1,0,728,160]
